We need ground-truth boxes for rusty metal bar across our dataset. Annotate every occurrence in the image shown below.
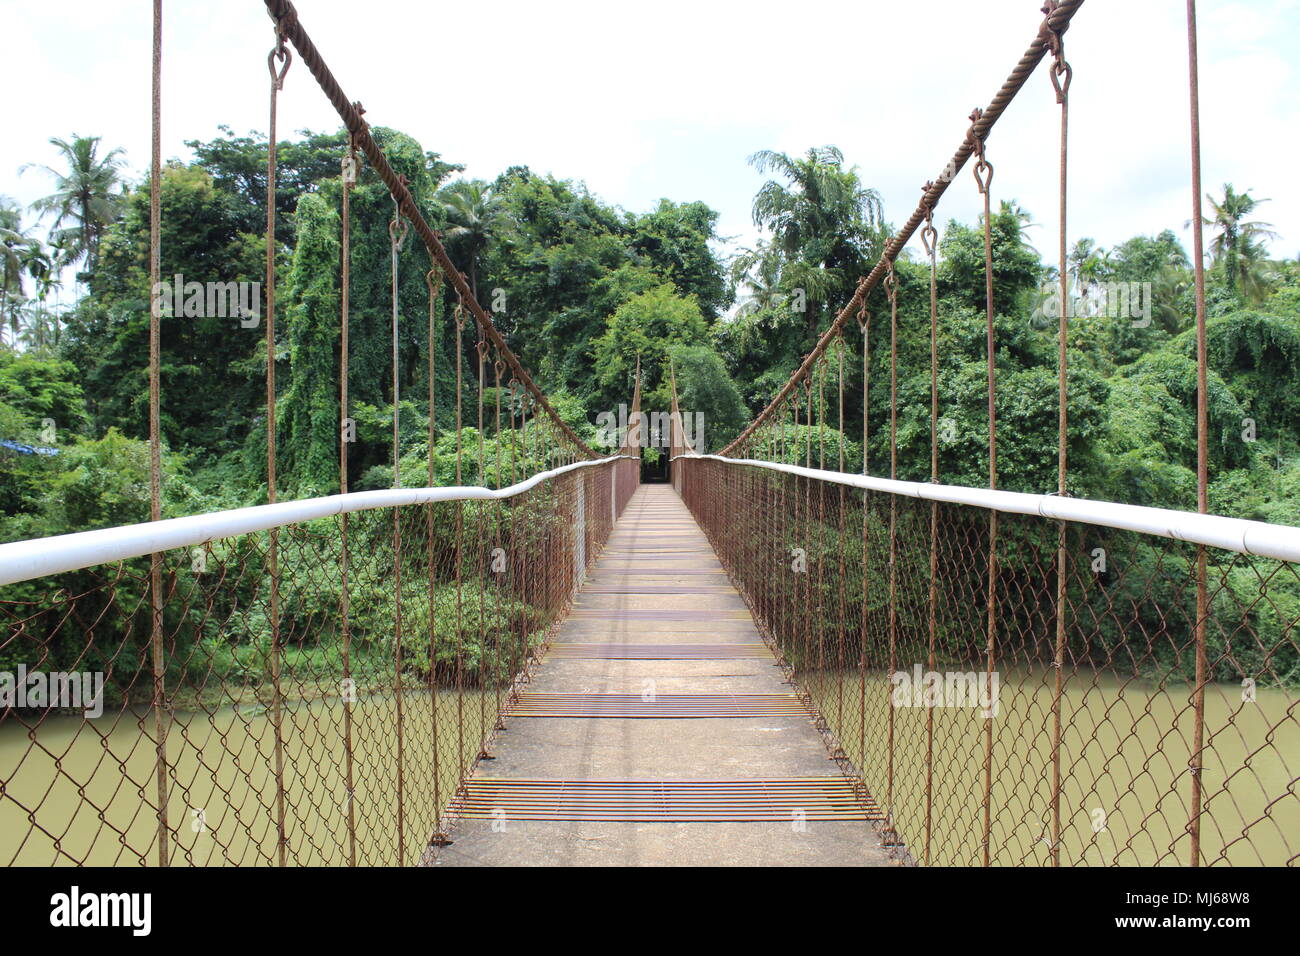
[923,199,940,866]
[509,693,808,718]
[264,21,289,868]
[1186,0,1211,868]
[972,108,999,868]
[339,142,358,867]
[449,777,883,822]
[886,266,899,846]
[1047,3,1074,868]
[547,644,773,660]
[147,0,170,869]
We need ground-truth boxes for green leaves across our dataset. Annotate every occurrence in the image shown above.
[591,284,709,403]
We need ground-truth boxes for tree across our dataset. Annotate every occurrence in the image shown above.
[1069,237,1110,307]
[938,201,1043,313]
[279,191,341,493]
[730,240,783,319]
[61,164,264,458]
[21,135,126,277]
[590,284,709,411]
[720,239,812,411]
[1199,184,1279,302]
[0,351,87,434]
[748,146,884,346]
[439,180,506,301]
[628,200,729,319]
[184,126,461,241]
[273,129,457,493]
[481,167,726,400]
[653,343,748,453]
[0,197,50,346]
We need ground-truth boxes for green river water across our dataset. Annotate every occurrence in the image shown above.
[2,674,1294,865]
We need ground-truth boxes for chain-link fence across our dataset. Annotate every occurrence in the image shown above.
[0,456,638,866]
[676,455,1299,866]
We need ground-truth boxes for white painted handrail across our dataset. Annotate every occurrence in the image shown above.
[0,456,631,586]
[673,455,1300,564]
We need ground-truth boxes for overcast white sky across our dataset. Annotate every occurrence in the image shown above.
[3,0,1298,279]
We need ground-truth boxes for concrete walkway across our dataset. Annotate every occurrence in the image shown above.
[434,484,888,866]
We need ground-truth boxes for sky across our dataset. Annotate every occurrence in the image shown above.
[3,0,1298,292]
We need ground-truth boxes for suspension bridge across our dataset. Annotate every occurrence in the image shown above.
[1,0,1297,867]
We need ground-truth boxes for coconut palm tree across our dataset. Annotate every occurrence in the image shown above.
[1069,238,1105,287]
[17,304,60,352]
[1198,184,1279,301]
[439,180,507,301]
[1068,238,1113,316]
[748,146,883,345]
[730,240,784,318]
[0,197,48,347]
[20,134,126,277]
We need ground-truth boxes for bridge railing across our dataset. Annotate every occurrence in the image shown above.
[0,454,638,866]
[675,453,1299,866]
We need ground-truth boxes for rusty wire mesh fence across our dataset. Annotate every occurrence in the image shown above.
[676,455,1299,866]
[0,457,637,866]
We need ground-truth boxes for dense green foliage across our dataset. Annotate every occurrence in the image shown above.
[3,124,1298,695]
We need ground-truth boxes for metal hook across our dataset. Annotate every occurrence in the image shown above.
[1050,59,1073,103]
[919,182,938,258]
[267,44,291,89]
[389,202,409,252]
[921,220,938,259]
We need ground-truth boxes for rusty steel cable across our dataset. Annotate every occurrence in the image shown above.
[389,197,408,487]
[388,195,408,864]
[886,261,899,845]
[857,299,871,794]
[260,0,596,461]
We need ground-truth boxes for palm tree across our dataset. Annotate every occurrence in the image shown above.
[1198,184,1279,300]
[1068,238,1111,315]
[748,146,883,344]
[0,197,47,347]
[1233,235,1276,304]
[1068,238,1099,286]
[439,180,507,301]
[998,199,1040,256]
[20,134,126,277]
[730,240,783,318]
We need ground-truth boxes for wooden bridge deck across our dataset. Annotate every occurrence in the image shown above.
[434,484,888,866]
